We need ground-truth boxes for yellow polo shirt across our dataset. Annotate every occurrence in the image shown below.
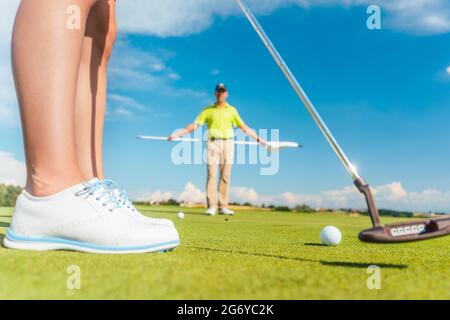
[195,103,245,139]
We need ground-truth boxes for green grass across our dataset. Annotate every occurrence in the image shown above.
[0,205,448,300]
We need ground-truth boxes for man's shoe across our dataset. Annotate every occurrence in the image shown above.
[219,208,235,216]
[205,208,217,216]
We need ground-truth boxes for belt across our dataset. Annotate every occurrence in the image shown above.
[209,137,233,141]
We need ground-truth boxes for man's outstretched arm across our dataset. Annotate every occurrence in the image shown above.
[168,123,199,141]
[239,124,267,145]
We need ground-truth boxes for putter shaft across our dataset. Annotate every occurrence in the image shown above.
[236,0,384,230]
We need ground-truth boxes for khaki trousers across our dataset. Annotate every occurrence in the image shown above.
[206,139,234,209]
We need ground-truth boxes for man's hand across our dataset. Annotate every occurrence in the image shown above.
[169,123,198,141]
[240,124,267,146]
[258,138,267,146]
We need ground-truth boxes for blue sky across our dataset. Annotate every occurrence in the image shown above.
[0,0,449,212]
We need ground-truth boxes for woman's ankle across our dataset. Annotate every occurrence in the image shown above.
[25,174,84,197]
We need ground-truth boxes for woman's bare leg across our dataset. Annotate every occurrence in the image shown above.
[12,0,98,196]
[75,0,116,181]
[6,0,181,255]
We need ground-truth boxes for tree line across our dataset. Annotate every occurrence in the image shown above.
[0,184,22,207]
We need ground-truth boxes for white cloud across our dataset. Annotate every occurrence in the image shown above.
[437,65,450,81]
[108,40,173,91]
[0,1,19,44]
[178,182,206,204]
[135,182,206,204]
[134,181,450,212]
[230,182,450,212]
[107,107,134,118]
[137,190,173,203]
[116,0,450,37]
[0,151,26,187]
[106,93,174,120]
[116,0,236,37]
[168,73,181,81]
[0,1,20,128]
[1,1,447,128]
[106,93,160,119]
[231,187,259,203]
[109,39,208,101]
[372,182,408,202]
[108,94,147,111]
[375,0,450,35]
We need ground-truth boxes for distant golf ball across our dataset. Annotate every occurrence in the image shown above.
[177,212,185,220]
[320,226,342,246]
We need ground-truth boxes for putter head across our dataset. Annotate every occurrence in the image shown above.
[359,217,450,243]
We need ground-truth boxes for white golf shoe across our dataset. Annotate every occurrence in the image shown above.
[219,208,235,216]
[100,179,175,228]
[205,208,217,216]
[3,181,180,254]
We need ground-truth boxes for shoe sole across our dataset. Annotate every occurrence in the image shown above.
[3,229,180,255]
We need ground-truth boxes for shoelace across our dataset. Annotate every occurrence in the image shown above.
[100,180,136,212]
[75,180,121,212]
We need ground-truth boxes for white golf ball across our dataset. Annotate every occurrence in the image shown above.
[177,212,185,220]
[320,226,342,246]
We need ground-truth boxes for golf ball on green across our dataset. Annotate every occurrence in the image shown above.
[320,226,342,246]
[177,212,185,219]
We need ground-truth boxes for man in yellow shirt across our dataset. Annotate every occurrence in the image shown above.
[169,84,266,216]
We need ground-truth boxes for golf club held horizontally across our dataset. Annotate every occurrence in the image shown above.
[137,135,302,152]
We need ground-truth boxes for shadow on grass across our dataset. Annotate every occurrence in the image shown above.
[0,222,10,228]
[304,243,328,247]
[189,246,408,269]
[320,261,407,269]
[0,233,4,243]
[189,246,314,263]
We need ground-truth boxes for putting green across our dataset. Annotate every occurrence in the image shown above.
[0,206,448,300]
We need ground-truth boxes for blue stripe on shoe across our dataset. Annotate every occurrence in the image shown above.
[6,229,180,252]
